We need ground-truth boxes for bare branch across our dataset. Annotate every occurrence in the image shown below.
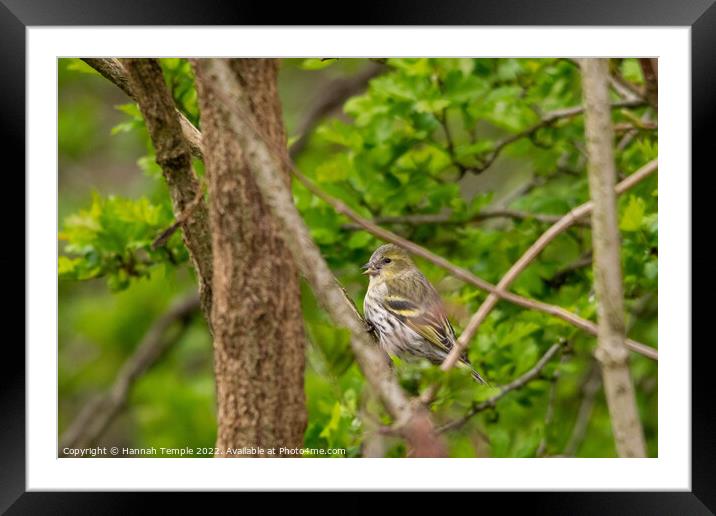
[581,58,646,457]
[203,58,446,457]
[437,342,564,434]
[82,58,203,158]
[59,295,200,452]
[121,59,214,324]
[439,158,658,372]
[343,208,591,230]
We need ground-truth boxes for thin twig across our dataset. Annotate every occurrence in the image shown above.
[151,184,205,249]
[342,208,591,230]
[563,362,602,457]
[546,252,593,288]
[437,342,564,434]
[536,352,569,457]
[466,99,647,174]
[59,295,200,453]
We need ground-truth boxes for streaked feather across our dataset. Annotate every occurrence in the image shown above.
[363,244,487,384]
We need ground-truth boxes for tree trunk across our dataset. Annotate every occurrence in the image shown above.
[580,58,647,458]
[193,59,306,456]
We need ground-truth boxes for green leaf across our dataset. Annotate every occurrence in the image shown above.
[620,196,646,232]
[621,59,644,84]
[319,402,342,439]
[58,256,81,277]
[65,59,102,76]
[137,155,163,179]
[414,99,450,114]
[301,58,337,70]
[500,322,541,347]
[315,154,353,183]
[111,103,143,135]
[346,231,373,249]
[316,120,364,149]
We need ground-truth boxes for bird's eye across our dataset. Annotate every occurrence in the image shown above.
[383,258,391,264]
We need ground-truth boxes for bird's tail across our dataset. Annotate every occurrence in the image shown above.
[457,360,489,385]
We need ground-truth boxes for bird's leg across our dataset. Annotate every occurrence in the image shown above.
[365,320,380,341]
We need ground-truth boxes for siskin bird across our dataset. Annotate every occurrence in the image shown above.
[362,243,486,384]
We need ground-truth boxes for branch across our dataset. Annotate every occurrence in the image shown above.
[82,58,203,158]
[59,295,200,452]
[639,58,658,109]
[343,208,592,230]
[202,58,446,457]
[581,58,646,457]
[437,342,564,434]
[467,99,647,174]
[440,158,658,371]
[120,59,214,325]
[288,62,384,159]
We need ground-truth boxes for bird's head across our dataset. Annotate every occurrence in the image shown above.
[361,244,414,279]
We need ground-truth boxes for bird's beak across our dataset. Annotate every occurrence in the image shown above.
[361,262,373,275]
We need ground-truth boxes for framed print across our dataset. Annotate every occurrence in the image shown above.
[2,0,709,512]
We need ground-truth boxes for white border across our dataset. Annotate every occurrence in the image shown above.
[29,27,690,490]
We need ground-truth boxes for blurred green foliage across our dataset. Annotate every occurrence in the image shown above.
[58,57,657,458]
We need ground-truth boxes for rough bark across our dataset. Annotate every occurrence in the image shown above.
[193,59,306,456]
[580,58,647,458]
[199,58,447,457]
[121,59,214,325]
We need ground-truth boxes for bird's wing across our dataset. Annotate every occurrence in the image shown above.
[382,272,487,383]
[382,272,456,355]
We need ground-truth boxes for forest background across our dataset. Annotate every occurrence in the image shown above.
[58,57,658,458]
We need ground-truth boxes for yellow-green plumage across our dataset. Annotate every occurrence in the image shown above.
[362,244,486,384]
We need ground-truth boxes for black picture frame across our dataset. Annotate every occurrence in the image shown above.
[2,0,708,512]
